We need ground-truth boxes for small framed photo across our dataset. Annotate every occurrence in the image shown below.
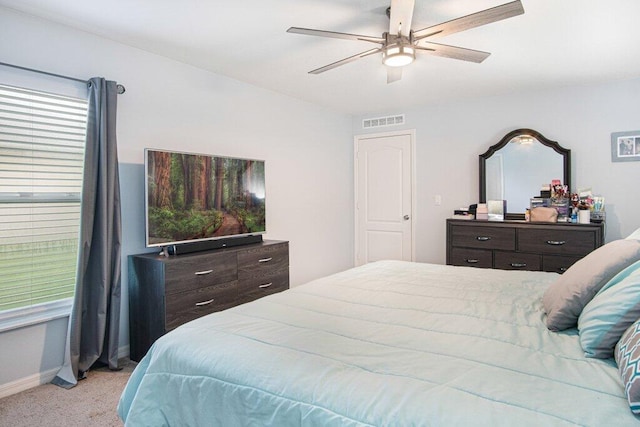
[611,131,640,162]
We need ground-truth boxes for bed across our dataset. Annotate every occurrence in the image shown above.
[118,259,640,426]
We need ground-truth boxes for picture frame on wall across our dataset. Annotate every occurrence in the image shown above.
[611,130,640,162]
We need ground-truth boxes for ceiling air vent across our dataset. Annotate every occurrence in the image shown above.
[362,114,405,129]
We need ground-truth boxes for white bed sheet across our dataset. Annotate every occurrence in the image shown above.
[118,260,639,426]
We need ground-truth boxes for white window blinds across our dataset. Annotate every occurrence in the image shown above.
[0,84,88,312]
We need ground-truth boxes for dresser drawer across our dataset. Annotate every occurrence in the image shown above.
[238,269,289,304]
[450,225,515,251]
[128,240,290,362]
[518,229,596,256]
[164,252,237,295]
[494,251,541,271]
[446,219,603,274]
[449,248,493,268]
[165,280,238,330]
[542,255,582,274]
[238,243,289,279]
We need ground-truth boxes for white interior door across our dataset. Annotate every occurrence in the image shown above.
[355,130,414,266]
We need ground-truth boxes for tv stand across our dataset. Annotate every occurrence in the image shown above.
[166,234,263,255]
[128,239,289,362]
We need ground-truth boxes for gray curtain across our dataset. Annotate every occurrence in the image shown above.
[52,77,122,388]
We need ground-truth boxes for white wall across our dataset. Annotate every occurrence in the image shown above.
[0,8,354,393]
[354,78,640,264]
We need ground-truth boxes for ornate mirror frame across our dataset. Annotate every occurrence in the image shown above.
[479,128,571,220]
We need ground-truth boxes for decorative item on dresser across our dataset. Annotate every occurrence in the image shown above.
[446,219,604,273]
[128,240,289,362]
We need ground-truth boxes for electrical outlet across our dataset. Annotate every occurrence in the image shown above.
[435,195,442,206]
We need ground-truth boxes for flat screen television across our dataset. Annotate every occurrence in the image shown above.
[145,148,266,248]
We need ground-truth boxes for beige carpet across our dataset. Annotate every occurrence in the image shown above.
[0,359,136,427]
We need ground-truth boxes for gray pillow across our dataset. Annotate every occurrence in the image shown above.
[542,239,640,331]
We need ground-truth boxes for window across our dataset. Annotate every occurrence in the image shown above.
[0,84,88,315]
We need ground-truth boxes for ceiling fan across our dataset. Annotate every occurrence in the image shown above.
[287,0,524,83]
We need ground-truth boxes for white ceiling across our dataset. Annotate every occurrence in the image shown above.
[3,0,640,115]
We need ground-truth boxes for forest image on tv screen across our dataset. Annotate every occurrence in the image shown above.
[147,150,265,246]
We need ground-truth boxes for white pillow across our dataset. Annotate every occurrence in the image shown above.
[626,227,640,240]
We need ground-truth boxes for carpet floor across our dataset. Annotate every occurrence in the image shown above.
[0,359,136,427]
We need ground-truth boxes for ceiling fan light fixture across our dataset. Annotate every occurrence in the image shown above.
[382,45,415,67]
[288,0,525,81]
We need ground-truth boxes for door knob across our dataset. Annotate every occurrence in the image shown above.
[403,215,410,220]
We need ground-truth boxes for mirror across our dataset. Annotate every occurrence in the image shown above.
[479,129,571,219]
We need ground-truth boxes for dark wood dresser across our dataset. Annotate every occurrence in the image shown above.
[446,219,604,273]
[128,240,289,362]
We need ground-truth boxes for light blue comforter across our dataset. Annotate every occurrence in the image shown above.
[118,261,638,426]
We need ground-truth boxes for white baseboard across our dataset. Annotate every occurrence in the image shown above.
[0,367,59,399]
[0,344,130,399]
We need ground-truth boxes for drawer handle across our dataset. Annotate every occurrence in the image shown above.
[195,298,214,307]
[194,269,213,276]
[258,257,273,263]
[546,240,566,246]
[559,267,568,272]
[465,259,479,264]
[511,263,527,268]
[476,236,491,241]
[259,282,273,288]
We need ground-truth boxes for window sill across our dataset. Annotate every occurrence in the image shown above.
[0,299,72,333]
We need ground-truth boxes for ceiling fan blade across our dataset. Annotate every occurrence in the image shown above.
[309,48,382,74]
[389,0,415,36]
[416,42,490,63]
[413,0,524,41]
[287,27,384,44]
[386,67,403,84]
